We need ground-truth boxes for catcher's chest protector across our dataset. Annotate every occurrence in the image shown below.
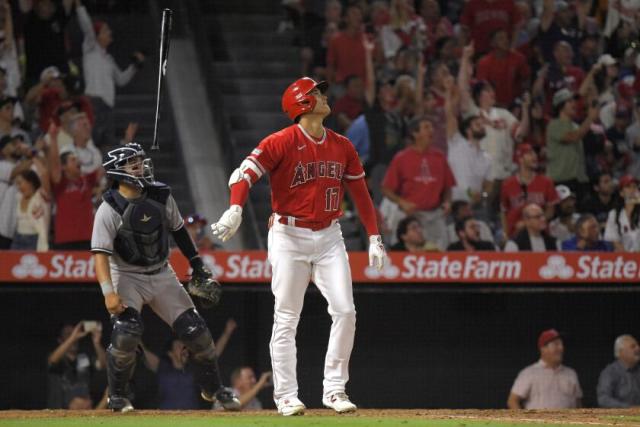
[103,184,171,266]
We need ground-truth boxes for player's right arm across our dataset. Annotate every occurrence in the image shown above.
[211,134,284,242]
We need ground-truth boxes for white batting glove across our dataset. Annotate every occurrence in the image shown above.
[211,205,243,242]
[368,235,387,271]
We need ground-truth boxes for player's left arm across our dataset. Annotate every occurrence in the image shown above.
[343,140,386,270]
[166,195,206,272]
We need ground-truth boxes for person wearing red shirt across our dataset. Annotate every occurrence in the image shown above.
[48,124,101,249]
[381,117,456,250]
[332,75,365,132]
[501,144,559,237]
[476,29,531,108]
[460,0,519,54]
[327,5,366,86]
[211,77,386,416]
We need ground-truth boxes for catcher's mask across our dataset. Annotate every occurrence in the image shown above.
[103,142,155,189]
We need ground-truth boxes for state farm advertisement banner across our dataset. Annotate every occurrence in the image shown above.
[2,251,640,284]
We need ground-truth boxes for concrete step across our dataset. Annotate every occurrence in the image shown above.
[200,0,281,14]
[208,15,282,32]
[230,129,268,148]
[222,94,281,113]
[213,61,299,78]
[217,46,299,62]
[220,31,293,47]
[217,78,294,95]
[228,112,289,131]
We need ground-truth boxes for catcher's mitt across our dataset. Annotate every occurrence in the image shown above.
[187,265,221,308]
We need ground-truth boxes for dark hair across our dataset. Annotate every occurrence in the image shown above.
[451,200,470,219]
[396,215,419,242]
[343,74,361,87]
[455,216,473,234]
[575,214,597,234]
[60,151,74,165]
[407,116,432,141]
[592,171,612,188]
[472,80,493,104]
[459,116,478,137]
[489,28,508,43]
[18,169,41,191]
[552,100,568,118]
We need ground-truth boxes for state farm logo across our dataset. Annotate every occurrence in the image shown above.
[539,255,574,279]
[12,254,47,279]
[202,254,224,278]
[364,258,400,279]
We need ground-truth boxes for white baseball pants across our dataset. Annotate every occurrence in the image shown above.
[267,219,356,402]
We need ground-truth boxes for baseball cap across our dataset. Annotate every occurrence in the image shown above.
[598,54,617,66]
[514,143,534,162]
[555,185,576,202]
[538,329,562,348]
[56,100,81,117]
[555,0,570,11]
[40,66,62,82]
[619,174,638,189]
[552,88,576,108]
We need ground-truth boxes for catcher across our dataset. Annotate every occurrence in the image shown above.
[91,143,240,412]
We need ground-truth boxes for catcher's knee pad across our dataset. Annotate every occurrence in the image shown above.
[109,307,144,362]
[173,308,216,363]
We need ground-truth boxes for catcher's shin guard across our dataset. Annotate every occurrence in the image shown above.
[107,308,144,397]
[173,308,223,396]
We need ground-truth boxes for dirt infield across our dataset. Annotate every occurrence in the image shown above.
[2,408,640,425]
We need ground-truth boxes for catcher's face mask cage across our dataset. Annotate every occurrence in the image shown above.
[103,143,155,188]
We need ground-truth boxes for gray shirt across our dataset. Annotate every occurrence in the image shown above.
[91,191,183,273]
[511,360,583,409]
[597,360,640,408]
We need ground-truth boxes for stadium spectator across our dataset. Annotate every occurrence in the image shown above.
[11,169,49,251]
[46,322,106,409]
[333,75,365,132]
[504,203,559,251]
[476,28,530,108]
[20,0,75,86]
[546,88,597,199]
[141,319,237,410]
[562,213,613,251]
[550,185,580,242]
[580,172,619,228]
[507,329,583,409]
[48,123,101,250]
[445,76,492,207]
[604,175,640,252]
[381,116,455,250]
[299,0,341,78]
[0,135,28,248]
[66,112,101,175]
[53,100,81,151]
[500,144,558,238]
[597,334,640,408]
[326,5,366,91]
[390,215,439,251]
[459,0,519,55]
[538,0,595,63]
[446,200,494,245]
[447,217,495,251]
[378,0,426,60]
[0,1,20,98]
[221,367,272,410]
[0,96,29,143]
[419,0,453,58]
[76,0,145,147]
[184,213,217,251]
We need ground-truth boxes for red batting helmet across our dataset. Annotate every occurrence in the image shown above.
[281,77,328,121]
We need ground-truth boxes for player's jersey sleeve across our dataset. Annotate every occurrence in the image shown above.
[165,195,184,231]
[342,137,365,181]
[247,133,288,175]
[91,202,120,255]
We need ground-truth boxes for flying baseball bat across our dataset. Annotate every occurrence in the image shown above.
[151,8,173,151]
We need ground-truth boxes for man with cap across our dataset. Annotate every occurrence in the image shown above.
[550,184,580,242]
[604,175,640,251]
[562,213,613,251]
[546,88,598,200]
[508,329,583,409]
[500,144,558,238]
[598,334,640,408]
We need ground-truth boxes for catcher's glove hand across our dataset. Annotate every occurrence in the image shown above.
[187,259,221,308]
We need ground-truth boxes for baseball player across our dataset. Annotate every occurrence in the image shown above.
[211,77,387,416]
[91,143,240,412]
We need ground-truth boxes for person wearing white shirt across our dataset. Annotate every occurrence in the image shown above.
[505,203,560,252]
[65,112,102,175]
[604,175,640,252]
[75,0,144,147]
[11,169,50,252]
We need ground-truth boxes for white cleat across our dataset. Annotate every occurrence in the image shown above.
[322,391,357,414]
[277,397,306,416]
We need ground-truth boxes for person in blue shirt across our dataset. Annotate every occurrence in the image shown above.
[562,214,613,252]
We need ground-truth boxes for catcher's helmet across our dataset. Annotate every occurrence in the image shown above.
[281,77,328,121]
[103,142,155,188]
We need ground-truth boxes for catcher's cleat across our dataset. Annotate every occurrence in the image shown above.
[276,396,306,416]
[322,391,357,414]
[108,396,134,413]
[201,387,241,411]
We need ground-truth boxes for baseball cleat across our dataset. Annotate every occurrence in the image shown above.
[277,397,306,416]
[108,396,134,413]
[322,391,357,413]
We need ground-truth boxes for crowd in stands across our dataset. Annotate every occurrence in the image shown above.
[290,0,640,252]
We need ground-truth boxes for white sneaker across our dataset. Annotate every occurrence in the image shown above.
[277,396,306,416]
[322,391,357,413]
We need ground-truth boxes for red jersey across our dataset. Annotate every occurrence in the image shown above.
[476,50,530,107]
[460,0,518,54]
[326,31,367,84]
[53,170,98,243]
[247,124,365,223]
[500,173,559,236]
[382,146,455,211]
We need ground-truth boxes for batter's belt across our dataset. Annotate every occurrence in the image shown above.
[269,213,337,232]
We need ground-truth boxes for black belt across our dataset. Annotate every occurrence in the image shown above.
[141,264,167,275]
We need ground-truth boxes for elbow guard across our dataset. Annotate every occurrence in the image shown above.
[228,158,263,189]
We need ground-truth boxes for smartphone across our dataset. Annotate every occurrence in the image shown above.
[82,320,100,333]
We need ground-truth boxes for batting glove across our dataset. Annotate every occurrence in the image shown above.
[211,205,243,242]
[368,235,387,271]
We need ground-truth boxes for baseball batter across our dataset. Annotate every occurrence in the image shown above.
[211,77,387,416]
[91,143,240,412]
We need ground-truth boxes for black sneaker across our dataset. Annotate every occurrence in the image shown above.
[108,396,134,413]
